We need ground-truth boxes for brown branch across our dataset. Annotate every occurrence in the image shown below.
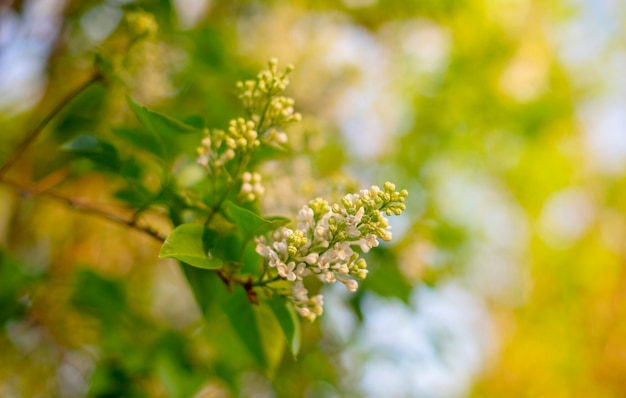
[1,179,166,242]
[0,72,103,179]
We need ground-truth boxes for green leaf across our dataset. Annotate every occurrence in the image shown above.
[180,263,220,315]
[71,269,127,322]
[160,224,223,269]
[114,184,154,208]
[255,300,286,376]
[127,97,200,136]
[155,333,204,398]
[184,114,205,129]
[224,201,290,239]
[61,134,120,169]
[212,232,243,263]
[241,241,263,275]
[0,251,40,324]
[111,126,168,161]
[267,295,301,357]
[222,286,267,367]
[222,286,285,374]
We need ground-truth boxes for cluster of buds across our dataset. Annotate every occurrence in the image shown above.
[198,59,299,174]
[196,129,234,173]
[256,182,408,321]
[235,59,301,141]
[226,118,260,151]
[265,96,301,130]
[196,118,260,173]
[239,172,264,202]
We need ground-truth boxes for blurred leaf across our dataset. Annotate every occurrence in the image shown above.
[267,295,301,357]
[155,332,204,398]
[0,252,39,324]
[127,96,200,136]
[89,359,141,398]
[180,263,221,316]
[111,126,168,161]
[221,286,285,374]
[61,134,120,170]
[255,299,287,377]
[114,184,154,208]
[363,250,412,303]
[71,269,127,322]
[119,156,143,179]
[52,84,107,142]
[160,224,223,269]
[184,115,205,129]
[222,286,268,368]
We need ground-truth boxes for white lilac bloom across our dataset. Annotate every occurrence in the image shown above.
[255,182,408,320]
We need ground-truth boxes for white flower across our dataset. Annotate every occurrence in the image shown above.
[345,206,365,238]
[278,261,297,281]
[298,252,318,265]
[334,263,349,274]
[314,213,332,242]
[354,233,379,253]
[322,271,336,283]
[255,239,270,257]
[293,281,308,302]
[343,278,358,292]
[295,262,310,278]
[318,252,333,270]
[297,205,315,230]
[334,241,353,260]
[267,250,280,268]
[254,181,407,321]
[272,240,288,258]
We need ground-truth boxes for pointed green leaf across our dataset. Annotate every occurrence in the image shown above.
[256,300,286,376]
[221,287,285,374]
[180,263,221,315]
[224,201,290,239]
[222,286,267,368]
[160,224,223,269]
[126,97,200,136]
[267,295,301,357]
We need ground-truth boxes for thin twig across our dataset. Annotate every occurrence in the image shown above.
[1,179,166,242]
[0,72,103,179]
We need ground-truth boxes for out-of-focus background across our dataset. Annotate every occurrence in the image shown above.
[2,0,626,397]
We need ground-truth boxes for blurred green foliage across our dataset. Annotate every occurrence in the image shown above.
[1,0,625,397]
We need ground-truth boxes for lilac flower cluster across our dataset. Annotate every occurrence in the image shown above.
[256,182,408,320]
